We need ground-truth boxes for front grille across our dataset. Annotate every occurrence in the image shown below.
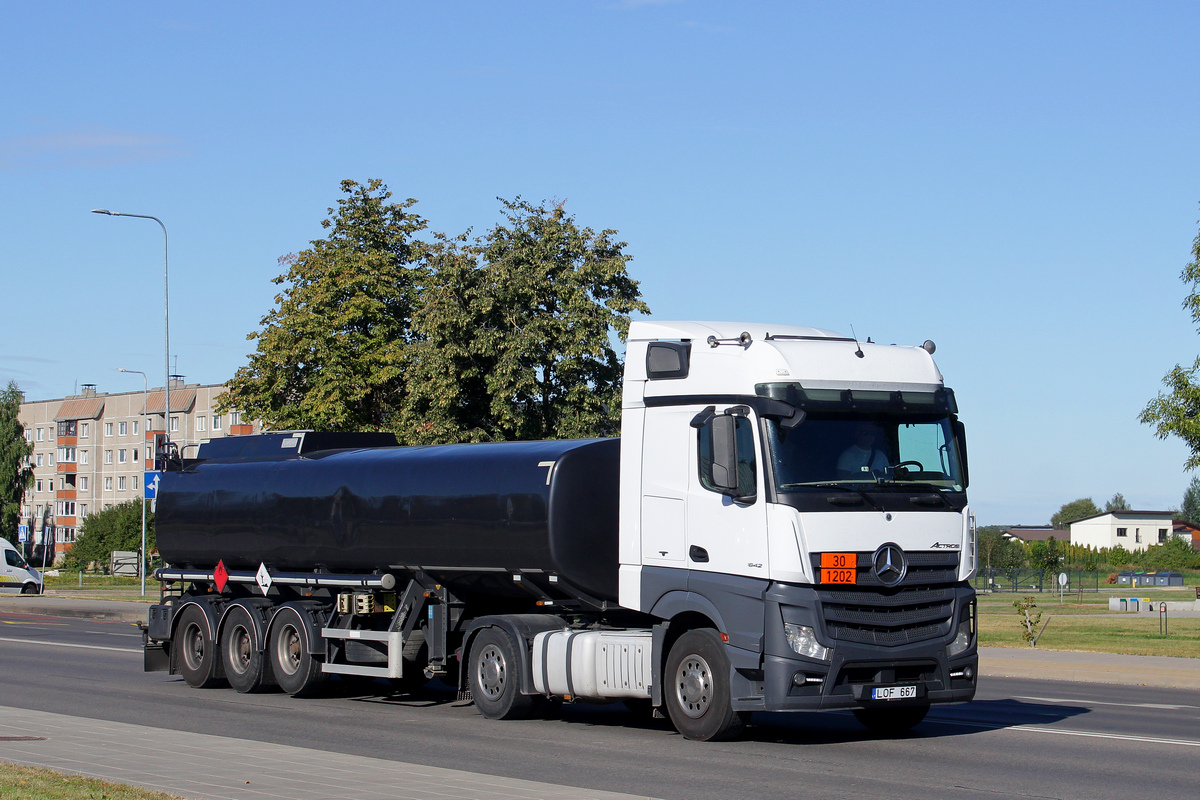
[812,550,960,647]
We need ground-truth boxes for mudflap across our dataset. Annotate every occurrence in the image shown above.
[142,625,170,672]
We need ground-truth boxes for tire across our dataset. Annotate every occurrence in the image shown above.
[663,629,747,741]
[21,583,39,595]
[268,606,327,697]
[853,703,929,734]
[220,605,276,694]
[469,627,536,720]
[175,604,227,689]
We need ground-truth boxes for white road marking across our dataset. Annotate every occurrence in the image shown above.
[1015,695,1200,711]
[931,716,1200,748]
[0,636,140,654]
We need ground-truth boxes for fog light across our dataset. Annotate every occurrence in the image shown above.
[947,618,973,658]
[784,623,830,661]
[793,671,807,686]
[964,666,974,680]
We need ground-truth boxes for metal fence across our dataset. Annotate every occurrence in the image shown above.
[973,568,1101,593]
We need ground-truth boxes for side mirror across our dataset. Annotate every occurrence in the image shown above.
[710,415,739,492]
[953,419,969,489]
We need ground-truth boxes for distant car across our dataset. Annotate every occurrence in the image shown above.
[0,538,43,594]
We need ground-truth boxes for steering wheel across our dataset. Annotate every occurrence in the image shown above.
[894,460,924,473]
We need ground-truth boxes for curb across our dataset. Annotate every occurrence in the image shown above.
[0,598,146,624]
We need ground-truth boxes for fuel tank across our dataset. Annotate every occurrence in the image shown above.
[155,434,620,601]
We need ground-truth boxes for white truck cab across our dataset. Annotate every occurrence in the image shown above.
[0,538,43,594]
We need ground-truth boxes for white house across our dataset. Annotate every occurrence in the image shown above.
[1069,510,1177,552]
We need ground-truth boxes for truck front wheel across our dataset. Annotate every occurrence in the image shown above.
[175,605,226,689]
[221,606,276,693]
[469,627,535,720]
[268,606,327,697]
[664,629,747,741]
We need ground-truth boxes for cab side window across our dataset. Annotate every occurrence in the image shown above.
[5,550,25,569]
[698,416,757,496]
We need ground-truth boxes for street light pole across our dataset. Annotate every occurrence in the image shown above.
[118,368,149,597]
[92,210,171,451]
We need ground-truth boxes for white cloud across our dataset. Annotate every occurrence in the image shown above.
[0,127,186,170]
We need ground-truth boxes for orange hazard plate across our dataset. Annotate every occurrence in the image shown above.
[820,552,857,584]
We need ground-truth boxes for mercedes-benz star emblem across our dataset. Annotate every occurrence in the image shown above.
[872,543,908,587]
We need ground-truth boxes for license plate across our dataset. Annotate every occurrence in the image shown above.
[871,685,917,701]
[820,552,857,584]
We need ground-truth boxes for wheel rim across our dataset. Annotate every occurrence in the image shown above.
[182,622,205,672]
[276,623,302,676]
[229,624,252,674]
[476,644,507,701]
[674,653,713,719]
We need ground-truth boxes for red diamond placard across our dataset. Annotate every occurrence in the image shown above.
[214,560,228,593]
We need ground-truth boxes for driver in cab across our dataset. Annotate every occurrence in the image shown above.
[836,422,890,479]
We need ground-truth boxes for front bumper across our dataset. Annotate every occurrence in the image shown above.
[736,581,977,712]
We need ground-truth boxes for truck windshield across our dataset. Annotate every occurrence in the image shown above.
[765,415,964,492]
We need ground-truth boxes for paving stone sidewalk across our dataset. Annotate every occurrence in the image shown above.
[0,706,657,800]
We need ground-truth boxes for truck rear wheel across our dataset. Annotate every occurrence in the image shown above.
[469,627,535,720]
[221,605,276,693]
[269,606,327,697]
[176,605,226,689]
[663,629,747,741]
[853,704,929,734]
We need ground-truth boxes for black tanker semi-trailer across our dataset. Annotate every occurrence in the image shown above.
[145,431,629,705]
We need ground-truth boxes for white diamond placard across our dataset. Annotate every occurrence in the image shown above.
[255,562,273,596]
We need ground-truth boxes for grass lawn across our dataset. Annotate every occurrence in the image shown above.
[0,764,185,800]
[977,588,1200,657]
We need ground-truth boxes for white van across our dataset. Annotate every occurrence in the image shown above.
[0,538,43,594]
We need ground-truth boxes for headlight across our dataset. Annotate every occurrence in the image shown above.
[947,616,974,658]
[784,623,830,661]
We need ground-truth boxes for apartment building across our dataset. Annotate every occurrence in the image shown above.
[17,380,259,560]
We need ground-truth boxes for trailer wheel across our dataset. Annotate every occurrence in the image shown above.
[853,704,929,734]
[221,606,276,693]
[469,627,535,720]
[269,606,327,697]
[176,605,226,689]
[663,629,747,741]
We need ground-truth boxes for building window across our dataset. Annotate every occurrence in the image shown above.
[24,430,32,443]
[105,422,113,437]
[35,480,42,493]
[57,420,76,438]
[36,428,44,442]
[196,415,206,432]
[79,476,88,491]
[104,450,113,465]
[104,477,113,491]
[1116,528,1127,537]
[133,474,139,491]
[79,504,88,519]
[117,476,126,491]
[118,449,127,464]
[132,448,138,462]
[57,447,76,463]
[48,452,54,466]
[212,415,222,430]
[119,421,127,436]
[80,449,89,465]
[80,422,89,438]
[170,416,179,432]
[35,504,42,517]
[49,479,54,492]
[1159,528,1168,544]
[231,410,242,425]
[36,454,43,467]
[132,420,138,435]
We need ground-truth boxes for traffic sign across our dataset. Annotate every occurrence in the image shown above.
[144,471,162,500]
[17,525,28,542]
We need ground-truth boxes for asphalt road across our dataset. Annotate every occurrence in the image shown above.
[1,609,1197,800]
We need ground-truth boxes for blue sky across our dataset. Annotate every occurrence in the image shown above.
[3,1,1199,525]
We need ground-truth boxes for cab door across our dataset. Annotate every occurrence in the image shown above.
[685,407,769,580]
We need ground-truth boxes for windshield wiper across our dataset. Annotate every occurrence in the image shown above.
[795,482,888,513]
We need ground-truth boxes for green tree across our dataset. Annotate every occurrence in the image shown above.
[1105,492,1130,512]
[1180,475,1200,525]
[1140,223,1200,468]
[219,179,428,432]
[976,526,1026,570]
[1,381,34,541]
[1050,497,1100,528]
[1027,536,1063,571]
[64,500,154,572]
[398,198,650,443]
